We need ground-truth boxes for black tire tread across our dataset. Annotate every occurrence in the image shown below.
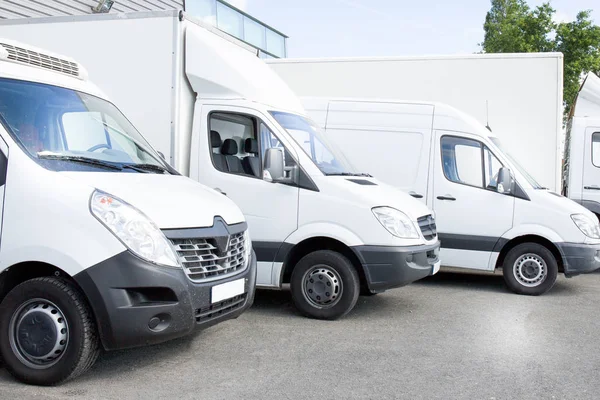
[502,243,558,296]
[0,277,100,385]
[290,250,360,320]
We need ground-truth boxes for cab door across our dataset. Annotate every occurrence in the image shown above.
[432,132,514,270]
[582,127,600,210]
[195,104,300,287]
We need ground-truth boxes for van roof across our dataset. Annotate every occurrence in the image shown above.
[573,73,600,118]
[0,38,106,99]
[302,97,494,139]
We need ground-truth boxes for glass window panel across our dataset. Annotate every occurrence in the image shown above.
[441,136,483,187]
[244,17,265,49]
[186,0,217,25]
[266,29,285,57]
[216,2,243,39]
[484,146,504,189]
[593,133,600,168]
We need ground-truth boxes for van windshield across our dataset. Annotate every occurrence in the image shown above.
[270,111,366,176]
[490,137,544,189]
[0,78,170,173]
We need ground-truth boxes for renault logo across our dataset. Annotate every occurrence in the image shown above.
[213,235,230,256]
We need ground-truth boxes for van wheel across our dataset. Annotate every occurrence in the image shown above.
[502,243,558,295]
[290,250,360,320]
[0,277,100,386]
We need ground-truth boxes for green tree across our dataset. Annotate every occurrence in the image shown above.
[481,0,600,117]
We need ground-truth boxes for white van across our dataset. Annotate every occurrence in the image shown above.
[564,73,600,216]
[301,97,600,295]
[0,11,442,320]
[0,40,257,385]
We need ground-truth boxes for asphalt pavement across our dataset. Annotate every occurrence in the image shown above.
[1,271,599,399]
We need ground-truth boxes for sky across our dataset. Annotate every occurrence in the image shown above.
[225,0,600,58]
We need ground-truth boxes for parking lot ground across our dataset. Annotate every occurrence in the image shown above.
[1,271,599,400]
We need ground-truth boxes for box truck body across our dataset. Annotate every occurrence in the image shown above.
[564,73,600,216]
[0,38,257,385]
[267,54,564,191]
[0,11,443,320]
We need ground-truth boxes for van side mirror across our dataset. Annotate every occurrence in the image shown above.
[158,151,166,160]
[264,148,285,182]
[497,167,513,194]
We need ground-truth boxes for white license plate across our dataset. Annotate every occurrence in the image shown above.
[211,278,245,304]
[432,261,441,275]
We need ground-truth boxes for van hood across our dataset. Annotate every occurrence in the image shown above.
[323,176,433,221]
[530,189,597,219]
[61,172,245,229]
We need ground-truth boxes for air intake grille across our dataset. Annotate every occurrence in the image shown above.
[417,215,437,241]
[0,43,80,78]
[170,231,247,282]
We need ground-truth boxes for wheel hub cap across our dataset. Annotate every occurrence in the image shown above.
[9,299,69,369]
[513,253,547,287]
[302,266,342,309]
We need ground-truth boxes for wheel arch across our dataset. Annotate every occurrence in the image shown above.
[495,235,564,273]
[280,236,367,289]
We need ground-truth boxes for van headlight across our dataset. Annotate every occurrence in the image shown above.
[372,207,419,239]
[571,214,600,239]
[90,190,180,267]
[244,229,253,267]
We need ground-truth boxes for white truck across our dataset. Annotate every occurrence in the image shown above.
[0,11,442,320]
[266,53,564,192]
[563,73,600,217]
[298,97,600,295]
[0,39,257,385]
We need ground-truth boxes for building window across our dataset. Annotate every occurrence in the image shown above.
[243,17,265,49]
[186,0,217,25]
[266,28,285,58]
[186,0,287,58]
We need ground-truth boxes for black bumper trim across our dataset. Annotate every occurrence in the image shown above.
[74,250,256,351]
[557,242,600,277]
[351,241,440,293]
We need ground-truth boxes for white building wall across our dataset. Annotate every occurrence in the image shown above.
[0,0,183,19]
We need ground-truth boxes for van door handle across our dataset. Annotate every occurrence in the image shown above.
[584,185,600,190]
[437,195,456,201]
[409,191,423,199]
[214,188,227,196]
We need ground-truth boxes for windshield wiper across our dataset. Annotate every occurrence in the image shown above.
[37,153,122,171]
[122,163,168,174]
[326,172,372,177]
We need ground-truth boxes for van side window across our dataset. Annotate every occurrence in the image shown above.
[441,136,504,190]
[441,136,483,187]
[592,133,600,167]
[484,146,504,189]
[208,113,297,180]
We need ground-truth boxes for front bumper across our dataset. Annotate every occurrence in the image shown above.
[351,241,440,293]
[74,250,257,351]
[558,242,600,277]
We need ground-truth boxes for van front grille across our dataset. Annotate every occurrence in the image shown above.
[417,215,437,241]
[0,42,80,78]
[170,231,247,282]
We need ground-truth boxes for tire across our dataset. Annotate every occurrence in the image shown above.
[0,277,100,386]
[502,243,558,296]
[290,250,360,320]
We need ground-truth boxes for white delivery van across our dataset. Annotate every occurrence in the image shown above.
[267,54,564,191]
[563,73,600,216]
[0,40,257,385]
[300,97,600,295]
[0,11,441,320]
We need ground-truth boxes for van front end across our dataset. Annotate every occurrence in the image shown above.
[75,221,257,351]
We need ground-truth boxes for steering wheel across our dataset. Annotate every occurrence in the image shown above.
[87,143,110,152]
